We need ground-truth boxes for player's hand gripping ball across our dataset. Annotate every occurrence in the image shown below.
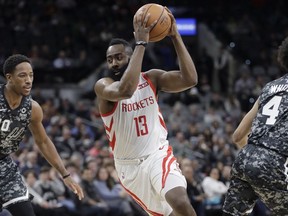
[135,3,171,42]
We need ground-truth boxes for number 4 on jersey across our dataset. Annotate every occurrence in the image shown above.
[262,95,282,125]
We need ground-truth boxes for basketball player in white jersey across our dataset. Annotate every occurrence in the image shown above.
[94,8,197,216]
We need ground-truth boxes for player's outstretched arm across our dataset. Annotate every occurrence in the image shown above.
[29,100,84,200]
[232,98,259,149]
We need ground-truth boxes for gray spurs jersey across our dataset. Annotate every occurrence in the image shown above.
[0,84,32,155]
[248,74,288,156]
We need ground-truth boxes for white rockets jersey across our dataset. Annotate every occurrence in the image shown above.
[100,73,168,159]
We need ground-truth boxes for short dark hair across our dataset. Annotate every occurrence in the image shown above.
[3,54,31,75]
[108,38,133,56]
[109,38,131,47]
[277,37,288,71]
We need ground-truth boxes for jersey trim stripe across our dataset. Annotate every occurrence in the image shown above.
[162,146,176,188]
[159,115,167,131]
[110,132,116,150]
[142,73,157,97]
[119,181,164,216]
[103,117,116,150]
[104,117,114,132]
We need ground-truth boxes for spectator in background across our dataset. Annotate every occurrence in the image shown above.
[54,126,76,157]
[219,165,232,187]
[20,151,41,177]
[202,167,228,216]
[223,93,242,121]
[58,98,75,115]
[180,158,206,216]
[53,50,72,69]
[182,161,206,216]
[24,169,67,216]
[94,166,133,216]
[234,65,255,112]
[33,166,70,216]
[80,167,110,216]
[213,45,231,93]
[71,117,94,141]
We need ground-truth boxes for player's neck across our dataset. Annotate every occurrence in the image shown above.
[4,85,23,109]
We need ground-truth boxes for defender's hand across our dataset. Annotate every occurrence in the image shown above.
[63,176,84,200]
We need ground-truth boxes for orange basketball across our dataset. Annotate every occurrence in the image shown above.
[135,3,171,42]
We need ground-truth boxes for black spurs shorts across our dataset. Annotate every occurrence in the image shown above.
[223,144,288,216]
[0,156,29,208]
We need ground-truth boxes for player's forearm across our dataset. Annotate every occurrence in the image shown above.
[119,46,146,95]
[37,138,68,177]
[171,34,198,86]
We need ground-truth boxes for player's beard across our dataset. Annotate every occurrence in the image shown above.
[107,62,129,81]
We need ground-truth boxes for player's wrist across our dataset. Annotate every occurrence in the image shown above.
[135,41,148,47]
[62,173,71,179]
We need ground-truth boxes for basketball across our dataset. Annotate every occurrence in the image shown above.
[135,3,171,42]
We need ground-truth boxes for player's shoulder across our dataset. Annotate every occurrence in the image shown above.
[143,68,165,82]
[31,99,41,111]
[95,77,114,88]
[144,68,165,76]
[94,77,115,95]
[144,68,167,88]
[28,99,43,122]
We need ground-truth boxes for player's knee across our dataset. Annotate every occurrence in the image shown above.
[169,196,188,210]
[165,187,193,213]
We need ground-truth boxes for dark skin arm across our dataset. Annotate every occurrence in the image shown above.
[29,100,84,200]
[146,8,198,93]
[232,98,259,149]
[94,10,156,102]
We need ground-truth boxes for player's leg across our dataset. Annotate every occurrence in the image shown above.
[115,159,166,215]
[6,201,36,216]
[252,156,288,216]
[222,177,257,216]
[257,188,288,215]
[150,146,196,216]
[165,185,196,216]
[157,159,196,216]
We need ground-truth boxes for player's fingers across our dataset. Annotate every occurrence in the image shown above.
[76,186,84,200]
[137,10,144,24]
[142,12,150,27]
[72,184,84,200]
[147,19,157,31]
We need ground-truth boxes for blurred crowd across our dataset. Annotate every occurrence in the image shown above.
[1,0,288,215]
[1,68,274,215]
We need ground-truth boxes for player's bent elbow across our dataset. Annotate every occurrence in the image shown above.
[232,132,241,145]
[187,75,198,87]
[182,77,198,88]
[183,78,198,89]
[191,78,198,86]
[232,132,247,149]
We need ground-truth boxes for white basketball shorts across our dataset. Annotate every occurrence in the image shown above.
[114,145,187,216]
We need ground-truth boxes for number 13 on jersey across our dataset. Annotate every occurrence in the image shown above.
[134,115,148,136]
